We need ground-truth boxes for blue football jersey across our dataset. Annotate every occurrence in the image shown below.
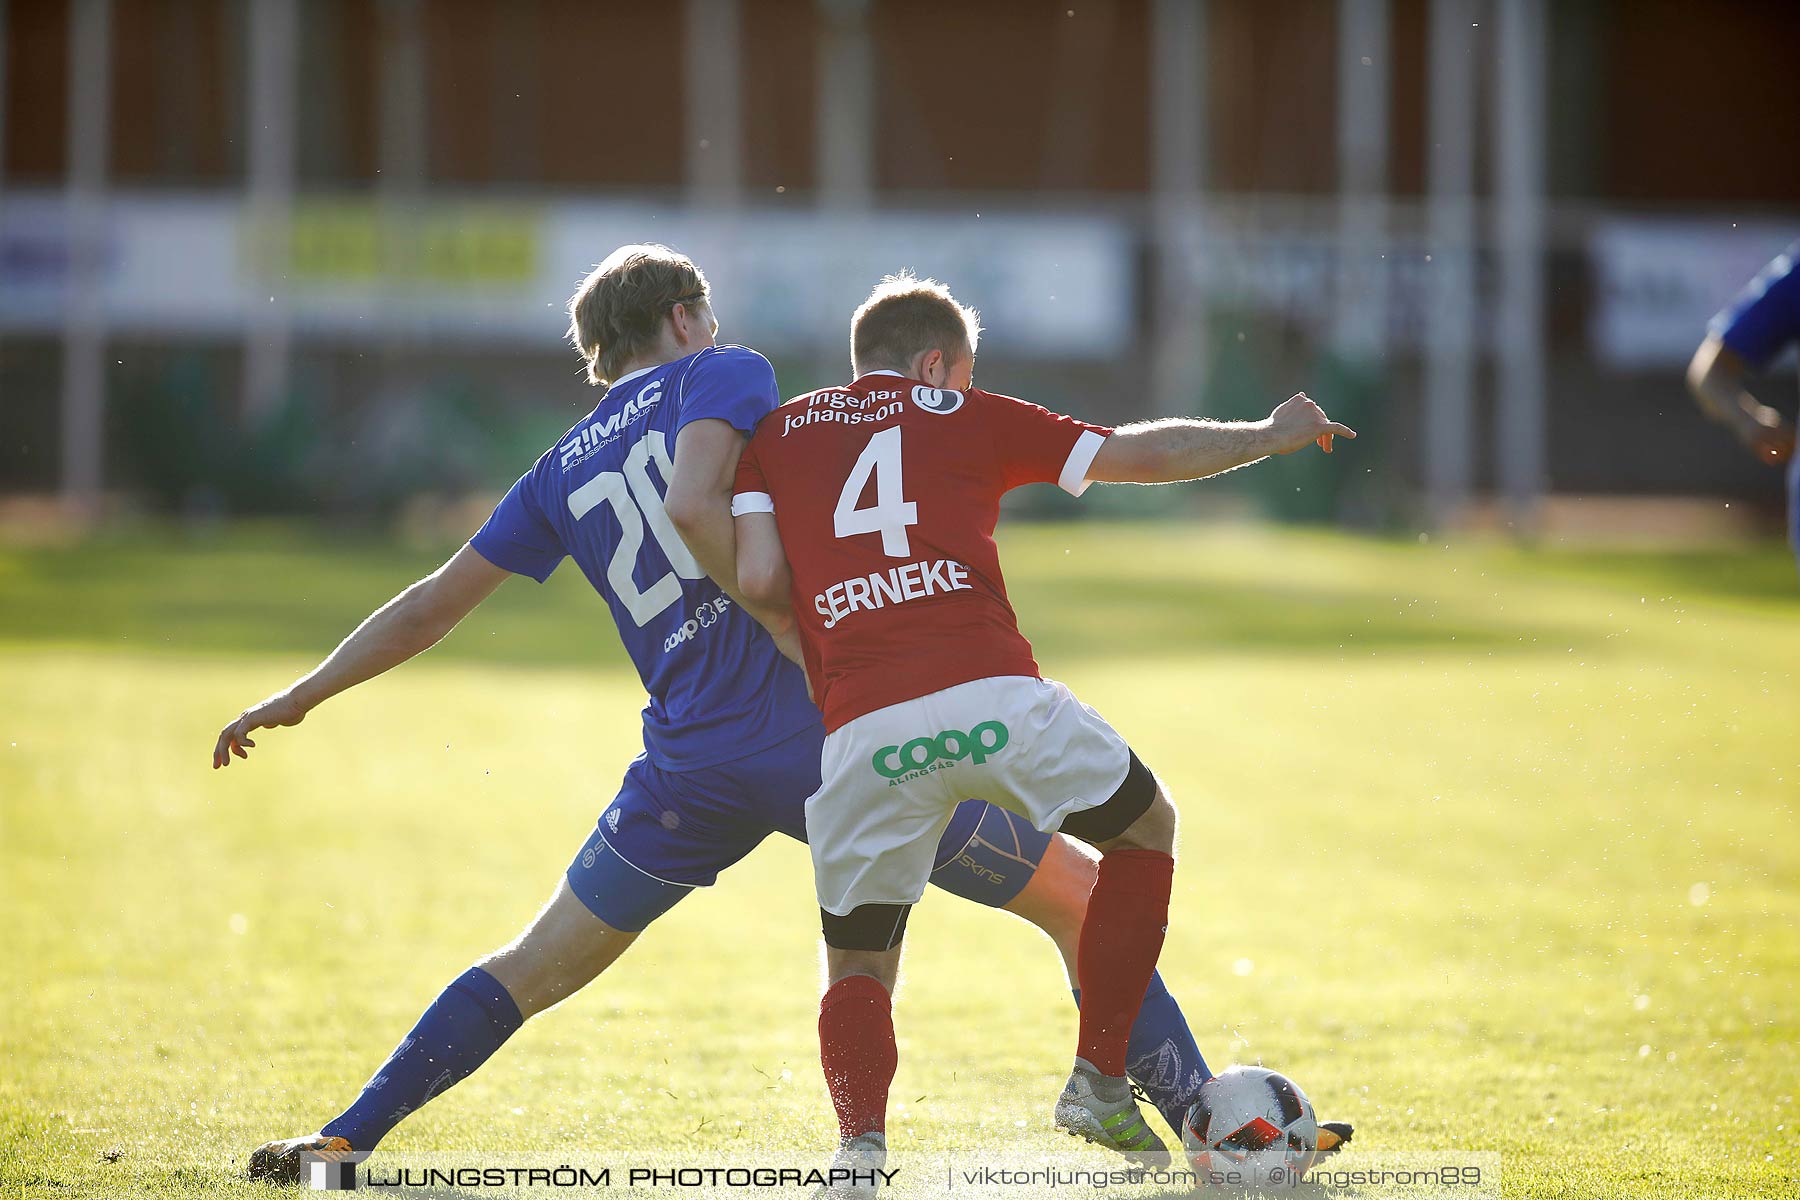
[471,345,818,770]
[1710,240,1800,370]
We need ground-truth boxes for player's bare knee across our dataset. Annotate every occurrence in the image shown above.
[1056,750,1167,854]
[1105,784,1176,856]
[825,947,901,992]
[820,902,908,991]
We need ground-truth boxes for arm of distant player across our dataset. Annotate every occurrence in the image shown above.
[1685,336,1795,466]
[1088,393,1356,485]
[732,510,804,668]
[211,543,511,768]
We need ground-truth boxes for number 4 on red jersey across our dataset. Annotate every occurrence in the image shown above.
[732,375,1110,731]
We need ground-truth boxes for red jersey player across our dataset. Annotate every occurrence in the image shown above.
[731,274,1354,1186]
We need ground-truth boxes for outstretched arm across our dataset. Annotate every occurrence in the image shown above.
[1685,335,1794,466]
[1088,393,1355,485]
[212,543,511,768]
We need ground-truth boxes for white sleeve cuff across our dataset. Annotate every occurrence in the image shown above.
[1057,430,1107,497]
[730,491,775,516]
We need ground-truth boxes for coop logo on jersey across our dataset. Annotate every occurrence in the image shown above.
[559,378,666,470]
[872,720,1009,783]
[662,595,733,653]
[910,385,964,415]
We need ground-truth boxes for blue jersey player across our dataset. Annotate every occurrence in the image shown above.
[1687,239,1800,567]
[214,245,1215,1181]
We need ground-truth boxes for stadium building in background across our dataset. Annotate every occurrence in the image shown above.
[2,0,1797,527]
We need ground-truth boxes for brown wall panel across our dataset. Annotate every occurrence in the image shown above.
[869,0,1149,195]
[6,0,70,180]
[108,0,232,184]
[1600,0,1800,206]
[533,0,684,189]
[424,0,499,183]
[322,0,381,184]
[740,0,816,194]
[1386,0,1426,199]
[1206,0,1337,194]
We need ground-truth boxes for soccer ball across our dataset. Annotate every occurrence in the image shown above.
[1181,1065,1318,1190]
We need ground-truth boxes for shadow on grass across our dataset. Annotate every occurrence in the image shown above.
[1508,546,1799,609]
[1016,573,1576,659]
[0,530,628,669]
[0,526,1603,669]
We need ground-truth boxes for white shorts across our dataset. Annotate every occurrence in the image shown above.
[808,675,1133,916]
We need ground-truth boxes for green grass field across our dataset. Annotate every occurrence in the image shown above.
[2,522,1796,1199]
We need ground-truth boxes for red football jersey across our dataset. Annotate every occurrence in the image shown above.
[732,372,1110,731]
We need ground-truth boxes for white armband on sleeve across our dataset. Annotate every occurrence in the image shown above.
[730,491,775,516]
[1057,430,1108,497]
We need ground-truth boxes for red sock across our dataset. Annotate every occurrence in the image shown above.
[818,975,897,1140]
[1075,848,1175,1076]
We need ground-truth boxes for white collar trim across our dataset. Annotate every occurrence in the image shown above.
[608,364,659,390]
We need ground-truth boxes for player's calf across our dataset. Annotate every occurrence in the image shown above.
[1059,754,1175,1039]
[817,909,907,1165]
[1054,751,1179,1138]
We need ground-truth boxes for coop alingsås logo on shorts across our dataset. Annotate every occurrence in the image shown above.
[871,720,1009,784]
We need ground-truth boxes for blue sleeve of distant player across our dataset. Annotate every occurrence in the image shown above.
[1710,242,1800,371]
[673,346,782,436]
[469,459,566,583]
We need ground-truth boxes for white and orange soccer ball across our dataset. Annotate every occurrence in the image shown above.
[1181,1065,1319,1190]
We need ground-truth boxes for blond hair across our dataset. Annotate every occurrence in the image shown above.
[850,272,982,378]
[568,244,710,386]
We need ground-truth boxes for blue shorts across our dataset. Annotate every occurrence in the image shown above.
[566,723,1052,931]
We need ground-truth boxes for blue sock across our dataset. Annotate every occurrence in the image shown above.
[322,966,523,1150]
[1073,970,1211,1133]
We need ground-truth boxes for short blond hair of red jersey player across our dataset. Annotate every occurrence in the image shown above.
[728,275,1358,1167]
[850,272,982,380]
